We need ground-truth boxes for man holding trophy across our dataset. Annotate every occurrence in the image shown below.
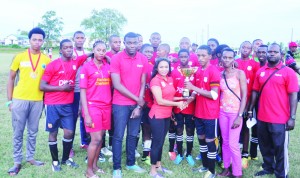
[184,45,221,178]
[171,49,198,166]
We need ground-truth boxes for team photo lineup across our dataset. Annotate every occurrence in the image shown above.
[5,26,300,178]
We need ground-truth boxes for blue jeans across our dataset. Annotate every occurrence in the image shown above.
[112,104,142,170]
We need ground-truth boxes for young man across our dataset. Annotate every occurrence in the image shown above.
[7,27,51,176]
[256,45,268,67]
[207,38,219,66]
[106,35,121,58]
[191,43,198,53]
[137,33,143,51]
[149,32,161,64]
[251,39,263,61]
[40,39,92,172]
[70,31,89,157]
[248,43,298,178]
[110,32,147,178]
[236,41,260,168]
[185,45,221,178]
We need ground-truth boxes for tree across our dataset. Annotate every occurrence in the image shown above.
[38,11,64,47]
[81,9,127,42]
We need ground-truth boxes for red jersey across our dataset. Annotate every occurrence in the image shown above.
[170,52,200,67]
[253,62,298,124]
[194,64,221,119]
[171,66,196,114]
[80,60,112,106]
[145,61,154,108]
[43,54,88,104]
[110,50,148,105]
[149,74,176,119]
[236,58,260,101]
[106,51,118,59]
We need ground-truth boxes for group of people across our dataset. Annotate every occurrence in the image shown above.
[6,26,299,178]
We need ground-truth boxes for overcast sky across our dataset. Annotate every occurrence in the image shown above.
[1,0,299,49]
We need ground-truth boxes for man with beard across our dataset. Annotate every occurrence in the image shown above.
[207,38,219,65]
[248,43,298,178]
[236,41,260,169]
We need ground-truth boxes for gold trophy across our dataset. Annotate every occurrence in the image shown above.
[180,67,198,98]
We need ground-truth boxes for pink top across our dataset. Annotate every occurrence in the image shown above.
[80,60,112,106]
[42,54,87,104]
[220,74,241,113]
[110,50,148,105]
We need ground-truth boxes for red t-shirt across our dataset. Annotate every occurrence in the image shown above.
[149,74,176,119]
[171,66,196,114]
[106,51,118,59]
[80,60,112,106]
[145,61,154,108]
[236,58,260,102]
[110,50,148,105]
[170,52,200,67]
[150,51,157,64]
[253,62,298,124]
[43,54,88,104]
[194,64,221,119]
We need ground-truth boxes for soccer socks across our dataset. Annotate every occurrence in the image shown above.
[176,135,184,156]
[62,138,73,162]
[49,141,59,162]
[169,132,176,152]
[250,137,258,158]
[207,141,216,174]
[199,139,208,168]
[186,135,194,156]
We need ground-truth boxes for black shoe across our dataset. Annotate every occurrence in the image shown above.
[254,170,273,176]
[61,158,79,169]
[52,161,61,172]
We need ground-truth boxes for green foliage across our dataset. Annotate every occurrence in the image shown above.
[38,11,64,48]
[81,8,127,42]
[10,44,21,49]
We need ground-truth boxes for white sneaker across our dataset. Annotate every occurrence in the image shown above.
[101,147,113,156]
[135,150,141,158]
[108,157,113,162]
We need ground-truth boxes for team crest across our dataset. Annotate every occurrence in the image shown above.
[73,65,77,70]
[48,123,53,128]
[204,77,208,82]
[247,66,252,71]
[161,81,166,87]
[260,72,265,77]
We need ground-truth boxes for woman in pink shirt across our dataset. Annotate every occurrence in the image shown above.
[80,40,112,178]
[149,58,187,178]
[218,48,247,178]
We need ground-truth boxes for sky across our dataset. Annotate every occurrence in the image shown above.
[1,0,300,49]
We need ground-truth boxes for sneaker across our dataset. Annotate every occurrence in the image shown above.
[195,153,202,160]
[126,164,146,173]
[242,157,248,169]
[113,169,122,178]
[186,155,195,166]
[216,154,222,163]
[203,171,216,178]
[61,158,79,169]
[80,144,88,150]
[98,153,106,162]
[108,157,113,162]
[135,150,141,158]
[174,155,184,165]
[254,170,273,176]
[192,166,208,173]
[168,152,176,161]
[141,156,151,166]
[51,161,61,172]
[69,148,75,158]
[101,147,113,156]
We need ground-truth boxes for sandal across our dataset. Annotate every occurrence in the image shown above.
[8,165,21,176]
[27,160,45,166]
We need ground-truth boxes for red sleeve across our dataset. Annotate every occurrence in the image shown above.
[150,76,161,88]
[42,62,54,82]
[286,68,299,93]
[142,56,148,74]
[110,55,120,74]
[76,54,88,67]
[80,63,88,89]
[209,67,221,87]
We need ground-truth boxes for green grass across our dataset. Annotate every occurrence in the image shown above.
[0,50,300,178]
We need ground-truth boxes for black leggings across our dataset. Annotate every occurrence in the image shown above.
[149,117,170,165]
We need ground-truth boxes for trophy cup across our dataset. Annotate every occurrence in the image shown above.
[180,67,198,98]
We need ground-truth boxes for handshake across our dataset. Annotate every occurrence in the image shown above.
[177,101,188,111]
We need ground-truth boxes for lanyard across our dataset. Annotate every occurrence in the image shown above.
[28,49,41,72]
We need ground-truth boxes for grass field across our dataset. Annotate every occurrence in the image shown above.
[0,48,299,178]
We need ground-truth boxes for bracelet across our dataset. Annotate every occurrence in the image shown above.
[6,101,13,107]
[247,111,253,114]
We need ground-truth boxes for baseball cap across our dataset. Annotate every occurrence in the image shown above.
[289,41,298,48]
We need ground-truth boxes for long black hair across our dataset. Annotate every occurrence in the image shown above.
[151,57,171,79]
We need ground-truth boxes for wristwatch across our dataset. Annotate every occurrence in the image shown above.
[238,113,243,117]
[290,115,296,120]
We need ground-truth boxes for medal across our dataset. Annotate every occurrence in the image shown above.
[30,72,37,78]
[28,49,41,79]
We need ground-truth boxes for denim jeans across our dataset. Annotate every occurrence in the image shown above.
[112,104,142,170]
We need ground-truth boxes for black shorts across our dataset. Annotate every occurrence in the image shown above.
[45,104,74,132]
[195,117,218,139]
[175,113,195,129]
